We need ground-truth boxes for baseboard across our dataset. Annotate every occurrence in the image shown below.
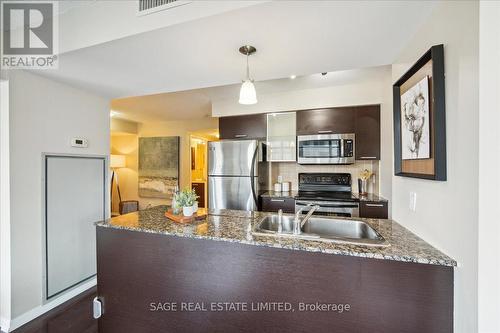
[6,278,96,332]
[1,317,10,333]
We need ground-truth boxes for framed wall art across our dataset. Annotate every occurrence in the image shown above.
[393,44,447,181]
[138,136,180,199]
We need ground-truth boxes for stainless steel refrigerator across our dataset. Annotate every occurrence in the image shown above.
[208,140,267,211]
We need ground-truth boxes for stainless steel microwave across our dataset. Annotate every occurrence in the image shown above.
[297,133,355,164]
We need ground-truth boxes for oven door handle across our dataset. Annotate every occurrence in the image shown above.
[296,201,359,208]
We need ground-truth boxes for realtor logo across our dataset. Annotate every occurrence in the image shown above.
[1,1,58,69]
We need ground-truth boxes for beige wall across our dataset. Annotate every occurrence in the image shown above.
[110,118,138,135]
[391,2,479,332]
[111,118,218,209]
[110,134,139,213]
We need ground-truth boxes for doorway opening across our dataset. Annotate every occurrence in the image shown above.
[189,130,219,208]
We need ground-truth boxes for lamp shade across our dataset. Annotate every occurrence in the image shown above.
[239,80,257,105]
[110,154,126,168]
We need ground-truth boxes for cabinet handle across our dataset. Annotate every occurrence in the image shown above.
[359,156,377,159]
[235,134,248,138]
[270,199,285,202]
[317,130,333,134]
[365,203,384,207]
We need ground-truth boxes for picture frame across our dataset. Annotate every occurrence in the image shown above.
[138,136,180,199]
[393,44,447,181]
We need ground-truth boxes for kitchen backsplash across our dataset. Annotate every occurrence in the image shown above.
[269,161,380,194]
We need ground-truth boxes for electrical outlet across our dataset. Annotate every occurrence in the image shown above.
[409,192,417,212]
[277,175,283,183]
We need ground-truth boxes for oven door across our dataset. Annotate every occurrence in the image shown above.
[297,134,355,164]
[295,200,359,218]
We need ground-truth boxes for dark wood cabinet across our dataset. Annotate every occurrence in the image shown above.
[296,105,380,160]
[192,182,205,208]
[359,201,388,219]
[219,113,266,140]
[296,107,356,135]
[355,105,381,160]
[261,196,295,213]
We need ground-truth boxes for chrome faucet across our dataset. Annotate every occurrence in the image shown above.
[277,209,283,234]
[294,204,320,235]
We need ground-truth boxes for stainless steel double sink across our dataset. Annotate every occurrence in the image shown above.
[252,214,388,247]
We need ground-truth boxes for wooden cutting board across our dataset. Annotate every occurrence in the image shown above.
[165,208,207,224]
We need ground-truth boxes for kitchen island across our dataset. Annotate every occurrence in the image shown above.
[95,206,455,333]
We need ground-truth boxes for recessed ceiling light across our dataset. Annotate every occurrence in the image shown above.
[290,75,297,79]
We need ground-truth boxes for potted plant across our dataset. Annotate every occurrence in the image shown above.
[175,188,199,217]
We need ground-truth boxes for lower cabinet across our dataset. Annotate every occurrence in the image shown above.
[359,201,388,219]
[261,197,295,214]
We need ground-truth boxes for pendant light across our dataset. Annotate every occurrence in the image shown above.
[238,45,257,105]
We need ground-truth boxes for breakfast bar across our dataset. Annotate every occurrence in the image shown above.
[95,206,455,333]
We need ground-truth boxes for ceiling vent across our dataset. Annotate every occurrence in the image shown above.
[137,0,191,16]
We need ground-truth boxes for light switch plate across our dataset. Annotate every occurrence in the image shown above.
[409,192,417,212]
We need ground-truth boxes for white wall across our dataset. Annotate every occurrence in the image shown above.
[478,1,500,332]
[3,70,110,329]
[391,2,479,332]
[0,80,11,332]
[212,66,393,206]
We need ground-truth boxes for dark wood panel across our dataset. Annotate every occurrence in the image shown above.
[191,182,205,208]
[296,107,356,135]
[97,227,453,333]
[355,105,381,160]
[13,287,97,333]
[219,113,266,140]
[261,196,295,213]
[359,201,388,219]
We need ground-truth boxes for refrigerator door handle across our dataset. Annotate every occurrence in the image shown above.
[249,145,258,207]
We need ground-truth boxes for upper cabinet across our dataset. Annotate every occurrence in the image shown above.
[355,105,380,160]
[296,107,356,135]
[267,112,296,161]
[296,106,380,160]
[219,113,267,140]
[218,105,380,160]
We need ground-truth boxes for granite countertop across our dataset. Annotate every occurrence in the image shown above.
[353,193,388,202]
[95,206,456,267]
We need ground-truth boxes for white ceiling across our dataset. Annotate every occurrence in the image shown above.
[35,1,438,100]
[110,66,390,123]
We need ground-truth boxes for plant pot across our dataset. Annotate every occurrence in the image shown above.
[183,206,194,217]
[192,202,198,213]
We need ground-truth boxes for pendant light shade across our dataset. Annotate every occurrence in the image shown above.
[239,79,257,105]
[238,45,257,105]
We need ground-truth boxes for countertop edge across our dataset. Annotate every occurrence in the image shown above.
[95,220,457,267]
